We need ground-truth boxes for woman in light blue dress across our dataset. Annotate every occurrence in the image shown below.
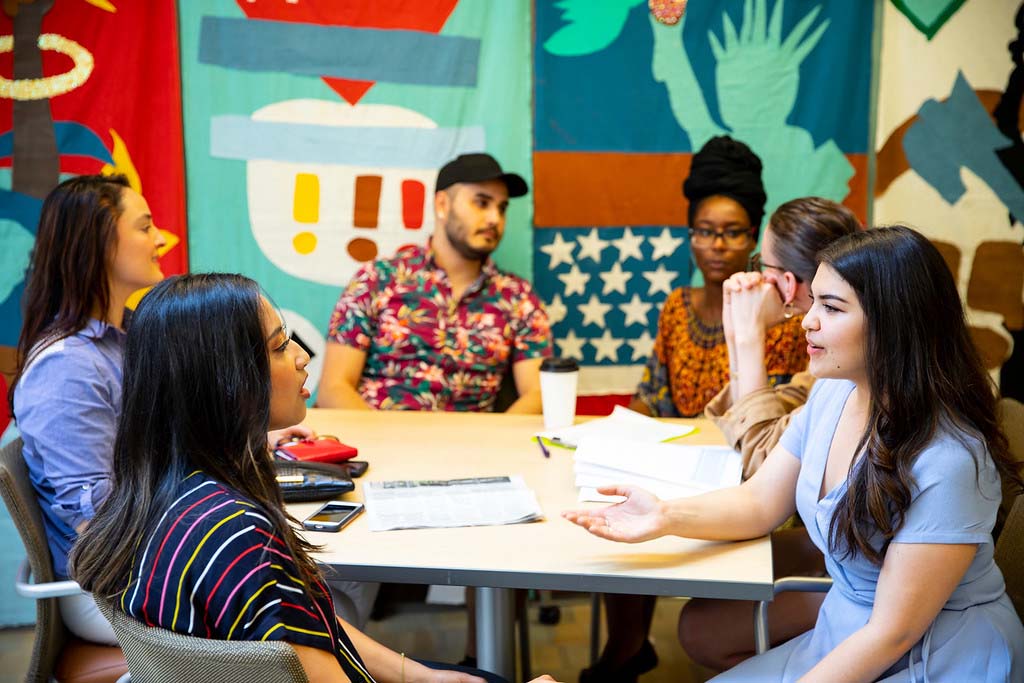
[565,225,1024,682]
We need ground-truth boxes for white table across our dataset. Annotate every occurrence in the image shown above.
[290,410,773,680]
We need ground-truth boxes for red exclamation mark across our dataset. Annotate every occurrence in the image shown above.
[402,180,425,229]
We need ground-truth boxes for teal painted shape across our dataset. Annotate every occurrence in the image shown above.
[543,0,646,56]
[890,0,966,40]
[652,0,854,222]
[0,219,34,305]
[0,122,112,164]
[903,71,1024,222]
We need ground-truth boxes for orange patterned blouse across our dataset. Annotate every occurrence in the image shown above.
[635,287,808,417]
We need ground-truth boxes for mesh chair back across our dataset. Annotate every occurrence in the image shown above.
[0,438,66,683]
[95,599,308,683]
[995,495,1024,620]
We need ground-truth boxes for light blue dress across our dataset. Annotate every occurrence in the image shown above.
[714,379,1024,682]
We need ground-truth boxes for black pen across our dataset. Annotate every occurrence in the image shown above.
[535,436,550,458]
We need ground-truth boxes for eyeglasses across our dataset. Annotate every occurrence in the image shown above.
[749,253,802,282]
[688,226,753,249]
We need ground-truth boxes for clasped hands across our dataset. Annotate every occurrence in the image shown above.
[722,271,786,346]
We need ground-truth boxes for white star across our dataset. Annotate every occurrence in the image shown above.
[539,232,576,269]
[558,264,590,297]
[649,227,684,260]
[598,261,632,296]
[578,294,613,329]
[545,294,567,326]
[611,227,645,262]
[642,264,678,296]
[556,329,586,361]
[576,228,610,263]
[589,329,623,363]
[627,330,655,361]
[619,293,654,327]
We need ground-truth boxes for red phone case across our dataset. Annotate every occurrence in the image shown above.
[275,436,358,464]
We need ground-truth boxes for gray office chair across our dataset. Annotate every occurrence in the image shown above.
[753,397,1024,654]
[94,598,308,683]
[0,437,128,683]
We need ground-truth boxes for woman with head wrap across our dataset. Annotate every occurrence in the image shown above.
[586,138,809,683]
[630,136,807,418]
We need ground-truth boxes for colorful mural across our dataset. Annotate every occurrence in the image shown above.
[533,0,873,403]
[178,0,532,396]
[874,0,1024,400]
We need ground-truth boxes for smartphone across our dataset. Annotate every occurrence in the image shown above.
[302,501,364,532]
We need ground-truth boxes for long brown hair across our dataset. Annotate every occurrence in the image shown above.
[70,274,324,601]
[8,174,131,413]
[821,226,1021,565]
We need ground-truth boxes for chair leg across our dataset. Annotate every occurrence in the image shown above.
[589,593,602,665]
[516,597,532,681]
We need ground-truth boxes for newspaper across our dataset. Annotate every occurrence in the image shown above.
[362,475,544,531]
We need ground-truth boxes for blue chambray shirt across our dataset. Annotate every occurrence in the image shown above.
[13,319,125,579]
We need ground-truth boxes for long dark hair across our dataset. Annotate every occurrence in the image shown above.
[821,226,1022,565]
[8,174,131,412]
[71,274,323,599]
[769,197,860,283]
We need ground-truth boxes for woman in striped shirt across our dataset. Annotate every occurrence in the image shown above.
[71,273,560,683]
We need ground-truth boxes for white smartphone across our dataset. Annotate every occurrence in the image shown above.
[302,501,364,532]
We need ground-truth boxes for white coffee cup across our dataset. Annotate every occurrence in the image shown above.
[539,357,580,429]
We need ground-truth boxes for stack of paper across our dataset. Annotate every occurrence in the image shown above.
[574,437,743,503]
[362,476,543,531]
[537,405,695,448]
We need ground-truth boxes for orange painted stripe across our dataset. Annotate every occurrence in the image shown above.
[353,175,382,229]
[534,152,692,227]
[533,151,869,228]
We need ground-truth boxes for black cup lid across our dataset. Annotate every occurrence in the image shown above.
[540,357,579,373]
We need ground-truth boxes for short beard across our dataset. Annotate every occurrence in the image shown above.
[444,214,493,262]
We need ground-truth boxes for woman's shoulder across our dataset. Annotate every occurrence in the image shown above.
[166,472,277,537]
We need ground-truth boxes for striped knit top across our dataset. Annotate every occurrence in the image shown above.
[118,471,375,682]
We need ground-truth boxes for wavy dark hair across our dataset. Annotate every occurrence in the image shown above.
[8,174,131,413]
[70,274,323,600]
[821,226,1022,565]
[769,197,860,283]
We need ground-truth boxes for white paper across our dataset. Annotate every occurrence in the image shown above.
[536,405,695,448]
[573,437,743,503]
[362,475,544,531]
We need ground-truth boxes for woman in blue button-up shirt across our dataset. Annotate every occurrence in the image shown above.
[9,174,166,644]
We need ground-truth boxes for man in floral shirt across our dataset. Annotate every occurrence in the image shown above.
[319,153,552,413]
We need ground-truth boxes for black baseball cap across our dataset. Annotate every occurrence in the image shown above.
[435,153,529,198]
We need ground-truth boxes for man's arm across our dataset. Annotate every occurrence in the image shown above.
[316,342,373,410]
[506,357,543,414]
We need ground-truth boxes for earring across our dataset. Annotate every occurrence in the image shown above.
[783,302,796,319]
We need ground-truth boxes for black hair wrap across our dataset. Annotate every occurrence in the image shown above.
[682,135,766,229]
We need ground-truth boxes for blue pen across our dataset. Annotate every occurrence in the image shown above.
[535,436,550,458]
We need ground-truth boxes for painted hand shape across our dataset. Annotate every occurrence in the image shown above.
[711,0,829,128]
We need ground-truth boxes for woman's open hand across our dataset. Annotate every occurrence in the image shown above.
[562,486,667,543]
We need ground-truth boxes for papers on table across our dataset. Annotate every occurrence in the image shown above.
[536,405,695,448]
[574,437,743,503]
[362,476,544,531]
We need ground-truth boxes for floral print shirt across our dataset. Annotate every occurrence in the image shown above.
[327,243,552,411]
[635,287,808,418]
